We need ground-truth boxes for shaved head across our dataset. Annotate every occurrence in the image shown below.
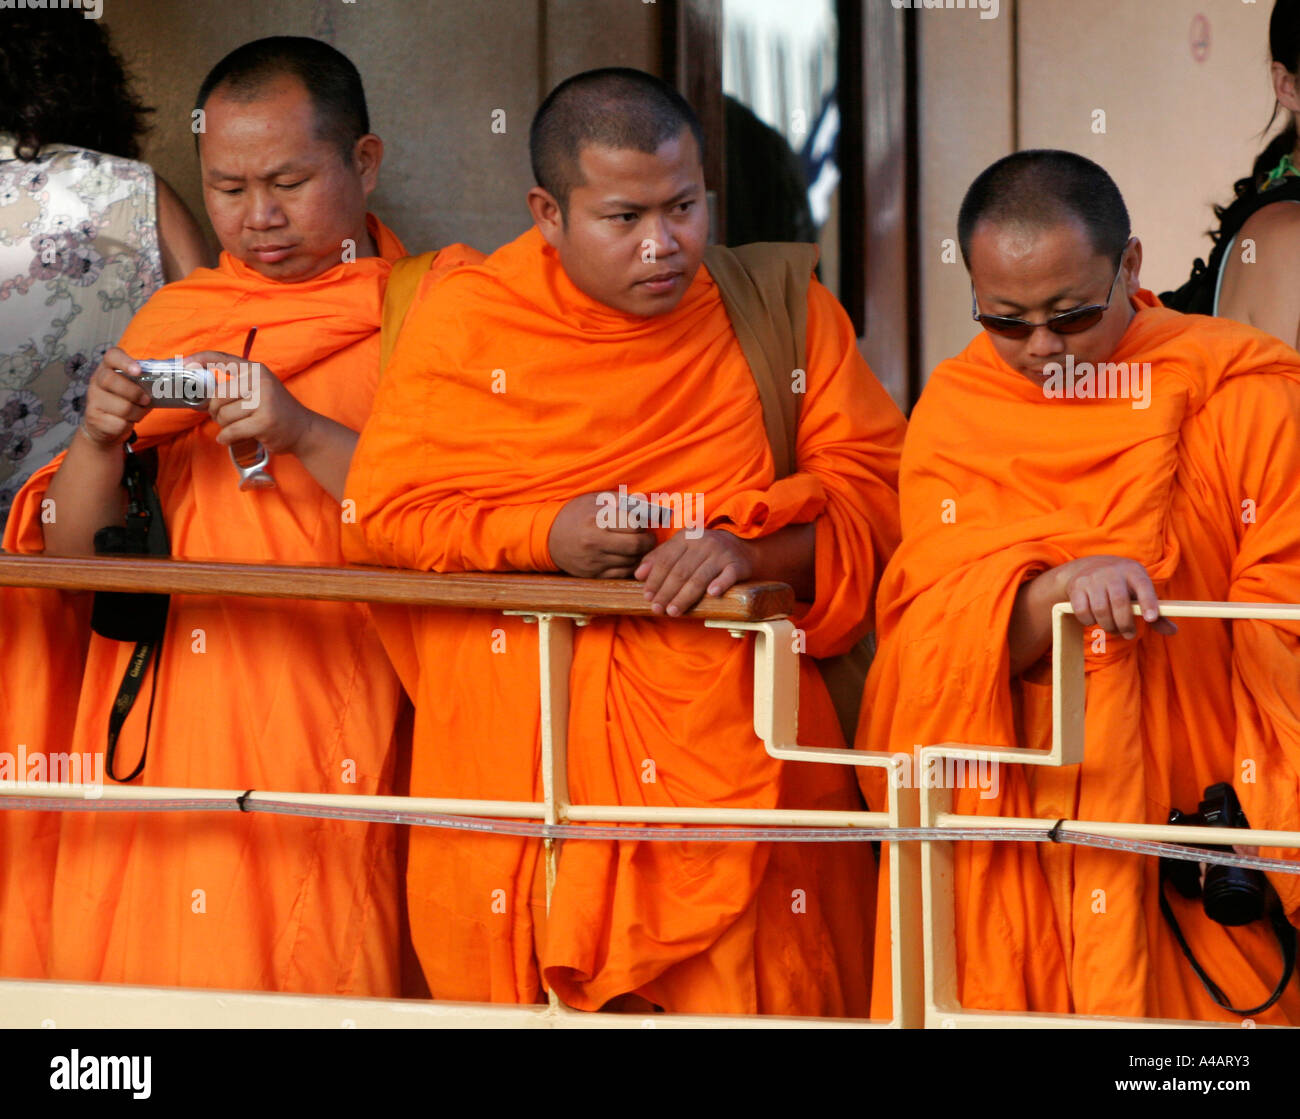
[530,67,705,216]
[957,150,1130,268]
[195,36,369,164]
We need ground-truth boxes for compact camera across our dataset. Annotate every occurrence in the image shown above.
[135,359,215,409]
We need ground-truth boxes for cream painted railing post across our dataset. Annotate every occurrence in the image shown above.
[914,601,1300,1028]
[889,779,924,1029]
[534,614,578,905]
[706,617,924,1027]
[1052,603,1087,765]
[505,609,588,1013]
[920,780,957,1027]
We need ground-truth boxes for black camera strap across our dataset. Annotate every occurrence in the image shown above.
[97,439,171,783]
[1159,873,1297,1016]
[105,638,160,783]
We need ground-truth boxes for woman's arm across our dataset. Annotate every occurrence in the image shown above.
[155,175,214,282]
[1216,202,1300,350]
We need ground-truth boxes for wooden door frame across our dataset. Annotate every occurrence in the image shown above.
[663,0,919,409]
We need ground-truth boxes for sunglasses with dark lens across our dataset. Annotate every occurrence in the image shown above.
[971,249,1129,340]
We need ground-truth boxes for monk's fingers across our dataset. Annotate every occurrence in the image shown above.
[636,537,684,592]
[1081,580,1119,635]
[705,560,744,599]
[599,529,657,558]
[1101,576,1136,638]
[601,519,653,534]
[1126,566,1170,632]
[101,346,141,378]
[652,550,724,617]
[210,414,265,446]
[87,385,149,425]
[187,352,271,404]
[80,384,148,446]
[185,350,242,368]
[92,361,151,408]
[669,551,747,614]
[1067,582,1096,628]
[82,402,145,444]
[208,391,258,429]
[1134,587,1178,634]
[644,550,695,612]
[596,563,640,580]
[709,531,755,585]
[662,559,725,617]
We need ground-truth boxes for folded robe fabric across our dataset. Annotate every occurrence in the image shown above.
[1,217,479,995]
[343,227,906,1014]
[0,588,91,978]
[858,291,1300,1023]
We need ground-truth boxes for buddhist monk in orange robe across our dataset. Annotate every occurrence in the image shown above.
[0,37,477,995]
[344,68,905,1014]
[860,150,1300,1024]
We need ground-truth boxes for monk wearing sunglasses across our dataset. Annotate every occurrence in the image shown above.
[858,149,1300,1024]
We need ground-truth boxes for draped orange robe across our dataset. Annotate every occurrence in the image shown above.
[343,227,905,1014]
[1,217,478,995]
[859,291,1300,1023]
[0,587,90,978]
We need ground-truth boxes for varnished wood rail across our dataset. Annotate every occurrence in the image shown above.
[0,554,795,621]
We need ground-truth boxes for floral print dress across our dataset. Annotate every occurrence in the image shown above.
[0,137,164,528]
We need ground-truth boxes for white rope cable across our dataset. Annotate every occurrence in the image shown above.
[2,792,1297,873]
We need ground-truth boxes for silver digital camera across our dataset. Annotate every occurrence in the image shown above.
[135,359,214,409]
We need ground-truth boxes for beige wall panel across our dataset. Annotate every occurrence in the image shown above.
[103,0,658,258]
[1017,0,1275,296]
[544,0,661,88]
[915,4,1016,381]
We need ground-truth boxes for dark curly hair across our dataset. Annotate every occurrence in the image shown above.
[0,11,153,161]
[1207,1,1300,245]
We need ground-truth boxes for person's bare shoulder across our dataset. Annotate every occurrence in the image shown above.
[1217,201,1300,348]
[155,174,215,281]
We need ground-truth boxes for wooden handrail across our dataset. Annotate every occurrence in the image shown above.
[0,555,794,621]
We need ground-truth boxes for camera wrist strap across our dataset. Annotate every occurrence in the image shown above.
[1158,879,1297,1016]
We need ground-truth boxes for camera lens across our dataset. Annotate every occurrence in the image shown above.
[1202,864,1266,926]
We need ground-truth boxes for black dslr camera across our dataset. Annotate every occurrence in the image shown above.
[1161,783,1295,1015]
[1163,783,1265,927]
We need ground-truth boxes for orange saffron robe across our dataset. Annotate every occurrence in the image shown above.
[343,227,906,1014]
[0,587,90,978]
[859,291,1300,1023]
[2,217,478,995]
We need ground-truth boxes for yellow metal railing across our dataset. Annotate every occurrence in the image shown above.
[0,556,1297,1028]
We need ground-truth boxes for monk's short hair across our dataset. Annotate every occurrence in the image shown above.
[957,150,1131,267]
[194,36,369,164]
[530,67,705,216]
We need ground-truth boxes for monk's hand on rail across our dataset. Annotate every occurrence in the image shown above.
[547,492,658,579]
[81,346,152,448]
[1058,555,1177,640]
[635,528,755,617]
[1009,555,1177,676]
